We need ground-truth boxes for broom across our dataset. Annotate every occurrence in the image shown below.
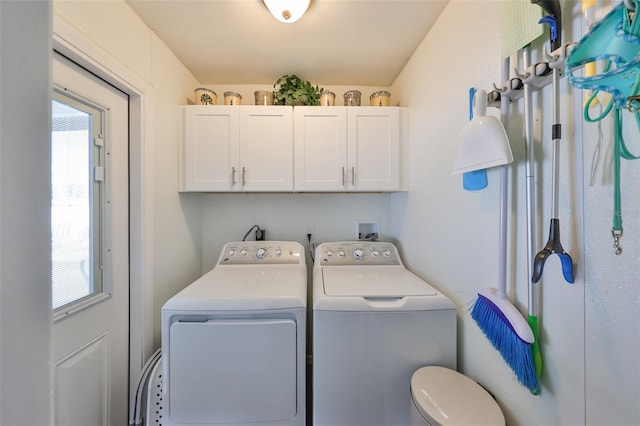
[470,58,540,394]
[471,163,539,393]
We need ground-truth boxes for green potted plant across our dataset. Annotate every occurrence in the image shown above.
[273,74,324,106]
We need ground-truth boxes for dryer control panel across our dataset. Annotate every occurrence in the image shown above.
[219,241,304,265]
[317,242,401,266]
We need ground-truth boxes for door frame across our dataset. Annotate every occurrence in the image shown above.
[52,15,155,400]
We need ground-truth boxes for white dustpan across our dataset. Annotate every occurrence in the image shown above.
[453,89,513,174]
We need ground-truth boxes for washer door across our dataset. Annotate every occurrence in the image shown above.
[323,267,437,297]
[168,318,297,424]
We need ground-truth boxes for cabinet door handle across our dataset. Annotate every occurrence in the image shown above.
[351,166,356,186]
[242,166,246,187]
[342,166,346,187]
[231,166,236,186]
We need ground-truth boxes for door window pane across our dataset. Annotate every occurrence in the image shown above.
[51,94,103,310]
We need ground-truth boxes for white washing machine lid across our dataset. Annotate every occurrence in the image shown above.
[162,267,306,311]
[411,366,505,426]
[314,266,456,311]
[322,267,437,297]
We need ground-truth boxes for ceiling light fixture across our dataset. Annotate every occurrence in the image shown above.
[262,0,312,24]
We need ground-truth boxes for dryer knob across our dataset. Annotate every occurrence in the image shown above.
[353,249,364,260]
[326,250,334,257]
[337,250,345,258]
[228,249,236,257]
[383,250,391,257]
[256,248,267,259]
[275,248,282,257]
[371,250,380,257]
[240,249,248,257]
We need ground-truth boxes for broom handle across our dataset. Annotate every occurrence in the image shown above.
[498,168,509,298]
[498,58,510,300]
[523,46,537,313]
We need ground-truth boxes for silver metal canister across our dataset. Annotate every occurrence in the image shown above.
[343,90,361,106]
[320,91,336,106]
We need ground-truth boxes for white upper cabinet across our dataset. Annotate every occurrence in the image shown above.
[293,106,348,191]
[180,105,406,193]
[294,106,402,192]
[180,106,238,191]
[179,106,293,192]
[239,107,293,191]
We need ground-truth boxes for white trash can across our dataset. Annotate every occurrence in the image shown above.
[410,366,505,426]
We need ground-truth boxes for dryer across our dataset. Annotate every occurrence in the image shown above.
[312,241,456,426]
[161,241,306,426]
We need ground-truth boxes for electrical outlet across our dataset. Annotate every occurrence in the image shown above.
[305,224,315,236]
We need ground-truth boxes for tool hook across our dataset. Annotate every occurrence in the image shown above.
[514,66,535,85]
[532,0,562,51]
[539,16,559,48]
[626,95,640,112]
[532,219,575,284]
[612,229,623,255]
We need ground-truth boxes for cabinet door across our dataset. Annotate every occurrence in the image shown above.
[239,106,293,191]
[180,106,240,191]
[347,107,400,191]
[294,106,348,191]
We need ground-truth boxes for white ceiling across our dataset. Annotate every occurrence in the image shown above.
[125,0,449,86]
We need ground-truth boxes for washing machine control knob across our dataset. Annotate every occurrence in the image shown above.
[383,250,392,257]
[371,250,379,257]
[228,249,236,257]
[326,250,334,257]
[256,248,267,259]
[337,250,345,258]
[240,249,248,257]
[275,248,282,257]
[352,249,364,260]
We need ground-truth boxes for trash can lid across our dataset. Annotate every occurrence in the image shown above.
[410,366,505,426]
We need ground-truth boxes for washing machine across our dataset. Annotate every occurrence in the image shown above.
[312,241,456,426]
[161,241,306,426]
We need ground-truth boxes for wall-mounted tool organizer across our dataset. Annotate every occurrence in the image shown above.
[486,42,575,108]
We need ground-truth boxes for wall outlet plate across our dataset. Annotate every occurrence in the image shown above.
[357,221,379,240]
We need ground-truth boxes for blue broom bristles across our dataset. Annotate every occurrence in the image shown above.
[471,294,540,393]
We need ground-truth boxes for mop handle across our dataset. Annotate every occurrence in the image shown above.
[523,47,537,311]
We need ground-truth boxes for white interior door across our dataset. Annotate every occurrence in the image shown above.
[51,52,129,426]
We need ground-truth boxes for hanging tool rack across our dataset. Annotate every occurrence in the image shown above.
[486,43,575,107]
[472,40,577,393]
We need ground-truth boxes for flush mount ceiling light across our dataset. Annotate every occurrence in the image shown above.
[262,0,313,23]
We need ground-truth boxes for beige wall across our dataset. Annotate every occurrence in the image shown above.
[392,0,638,425]
[1,1,52,424]
[50,0,640,424]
